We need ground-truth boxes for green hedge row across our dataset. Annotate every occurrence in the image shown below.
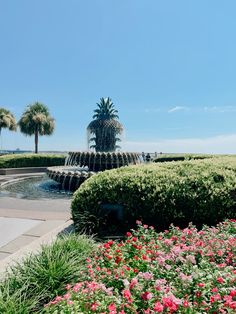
[71,157,236,235]
[153,154,213,163]
[0,153,65,168]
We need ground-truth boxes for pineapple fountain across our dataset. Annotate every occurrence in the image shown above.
[47,98,141,191]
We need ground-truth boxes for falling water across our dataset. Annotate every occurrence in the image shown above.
[48,151,141,191]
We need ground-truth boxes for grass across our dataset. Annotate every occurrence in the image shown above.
[0,233,96,314]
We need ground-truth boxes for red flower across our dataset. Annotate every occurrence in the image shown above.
[183,300,189,308]
[195,291,202,298]
[91,302,98,311]
[141,291,153,301]
[217,277,224,284]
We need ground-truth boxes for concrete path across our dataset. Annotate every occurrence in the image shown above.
[0,172,73,274]
[0,217,41,248]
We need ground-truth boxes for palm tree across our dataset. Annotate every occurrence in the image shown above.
[87,97,123,152]
[0,108,17,152]
[18,102,55,153]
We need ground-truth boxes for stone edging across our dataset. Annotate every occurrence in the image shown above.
[0,175,43,187]
[0,220,73,278]
[0,167,47,175]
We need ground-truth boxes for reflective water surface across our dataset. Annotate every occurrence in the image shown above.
[0,176,72,200]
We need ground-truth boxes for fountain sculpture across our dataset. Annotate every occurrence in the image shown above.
[47,97,141,191]
[47,151,141,191]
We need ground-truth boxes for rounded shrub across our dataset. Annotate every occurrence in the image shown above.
[71,157,236,235]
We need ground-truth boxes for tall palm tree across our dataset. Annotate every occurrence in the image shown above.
[87,97,123,152]
[18,102,55,153]
[0,108,17,152]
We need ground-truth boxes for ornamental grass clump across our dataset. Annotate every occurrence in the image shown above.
[45,220,236,313]
[0,234,96,313]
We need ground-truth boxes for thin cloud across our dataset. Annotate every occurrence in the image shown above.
[168,106,189,113]
[122,133,236,154]
[144,108,161,113]
[204,106,236,113]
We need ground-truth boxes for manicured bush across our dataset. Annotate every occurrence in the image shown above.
[0,153,65,168]
[0,234,96,313]
[45,220,236,313]
[153,154,213,163]
[71,157,236,235]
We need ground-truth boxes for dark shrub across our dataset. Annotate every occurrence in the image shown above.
[153,154,212,163]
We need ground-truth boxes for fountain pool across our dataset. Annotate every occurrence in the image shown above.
[47,151,141,191]
[0,175,72,200]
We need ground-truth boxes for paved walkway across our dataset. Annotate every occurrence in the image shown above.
[0,173,72,274]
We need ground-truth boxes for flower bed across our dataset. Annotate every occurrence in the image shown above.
[45,220,236,313]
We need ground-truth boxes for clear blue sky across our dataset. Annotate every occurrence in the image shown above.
[1,0,236,153]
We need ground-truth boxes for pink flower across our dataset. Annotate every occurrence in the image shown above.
[130,278,138,289]
[63,293,70,300]
[153,301,164,312]
[179,273,192,281]
[108,303,117,314]
[162,298,177,311]
[212,287,218,292]
[55,296,63,302]
[210,294,221,303]
[186,255,196,264]
[198,283,205,288]
[141,272,153,280]
[123,289,132,300]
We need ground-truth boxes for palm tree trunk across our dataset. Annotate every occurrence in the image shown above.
[34,129,39,154]
[0,128,2,153]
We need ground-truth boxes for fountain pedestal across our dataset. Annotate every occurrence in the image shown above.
[47,151,141,191]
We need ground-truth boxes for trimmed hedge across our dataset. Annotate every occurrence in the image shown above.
[71,157,236,235]
[153,153,213,163]
[0,153,65,168]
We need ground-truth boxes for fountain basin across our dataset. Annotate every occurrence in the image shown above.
[47,166,96,192]
[0,175,72,200]
[47,152,141,191]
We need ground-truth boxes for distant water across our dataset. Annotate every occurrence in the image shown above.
[0,150,68,155]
